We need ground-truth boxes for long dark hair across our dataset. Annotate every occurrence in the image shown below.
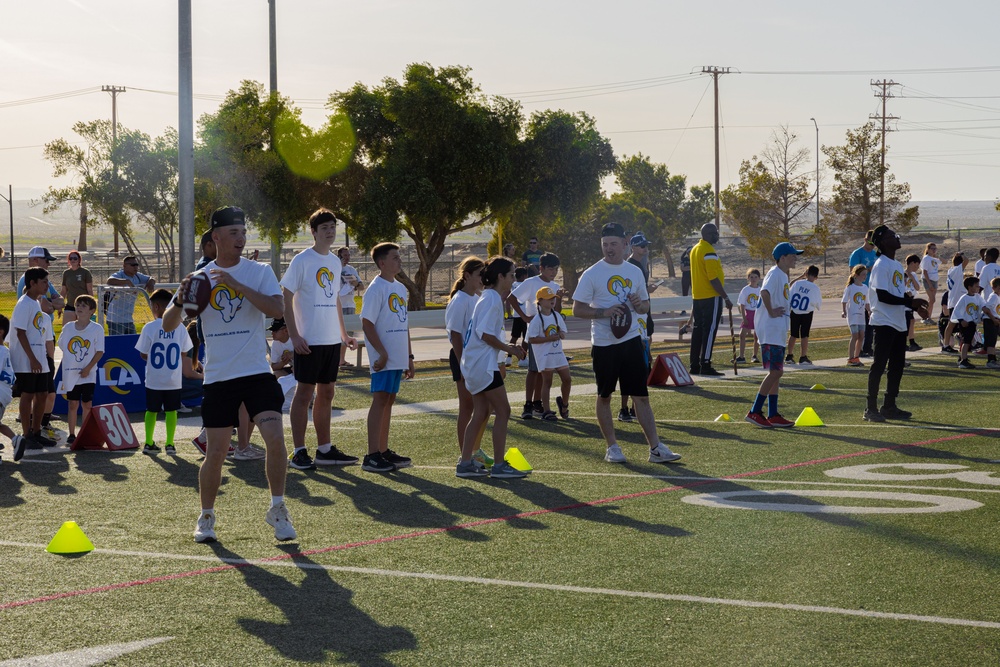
[449,256,485,299]
[482,256,514,288]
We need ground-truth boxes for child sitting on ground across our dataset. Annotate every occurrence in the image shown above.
[56,295,104,445]
[951,275,993,369]
[842,265,869,367]
[527,286,572,421]
[736,268,761,363]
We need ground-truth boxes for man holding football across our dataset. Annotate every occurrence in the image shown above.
[572,222,682,465]
[164,206,296,544]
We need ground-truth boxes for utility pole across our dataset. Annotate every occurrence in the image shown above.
[1,185,13,285]
[267,0,281,276]
[701,66,732,227]
[103,84,126,255]
[870,80,899,226]
[810,118,823,274]
[178,0,195,278]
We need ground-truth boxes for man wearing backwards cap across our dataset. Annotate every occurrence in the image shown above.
[864,224,929,422]
[572,222,682,465]
[163,205,297,543]
[688,223,732,376]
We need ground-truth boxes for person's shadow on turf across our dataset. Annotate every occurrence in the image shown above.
[210,543,417,665]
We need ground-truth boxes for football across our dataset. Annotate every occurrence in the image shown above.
[179,271,213,318]
[609,307,632,339]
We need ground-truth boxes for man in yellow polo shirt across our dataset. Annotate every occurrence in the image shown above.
[689,223,732,375]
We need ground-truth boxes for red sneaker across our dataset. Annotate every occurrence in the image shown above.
[745,411,772,428]
[766,413,794,428]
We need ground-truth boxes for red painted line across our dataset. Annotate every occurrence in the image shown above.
[2,429,992,611]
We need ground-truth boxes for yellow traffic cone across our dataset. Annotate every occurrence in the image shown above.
[504,447,533,472]
[46,521,95,555]
[714,414,733,422]
[794,407,825,427]
[810,383,827,391]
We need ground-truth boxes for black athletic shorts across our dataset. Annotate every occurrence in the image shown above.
[957,322,977,345]
[527,345,538,373]
[146,387,182,413]
[984,320,997,349]
[510,318,527,342]
[592,336,649,398]
[789,312,814,338]
[202,373,284,428]
[292,343,341,385]
[15,372,48,394]
[66,382,95,403]
[45,355,55,393]
[476,371,504,395]
[449,348,462,383]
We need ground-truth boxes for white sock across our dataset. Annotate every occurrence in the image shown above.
[201,508,214,517]
[271,496,283,508]
[293,447,305,454]
[317,443,332,454]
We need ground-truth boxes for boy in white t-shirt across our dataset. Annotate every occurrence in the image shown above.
[359,242,414,473]
[746,242,803,428]
[508,252,562,419]
[280,209,359,470]
[136,289,193,454]
[786,265,822,365]
[978,248,1000,294]
[950,275,994,369]
[941,253,969,353]
[57,295,105,445]
[984,277,1000,369]
[8,267,55,448]
[736,268,761,364]
[527,286,571,421]
[0,315,26,463]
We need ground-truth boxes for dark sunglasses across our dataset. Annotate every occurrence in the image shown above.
[127,262,139,267]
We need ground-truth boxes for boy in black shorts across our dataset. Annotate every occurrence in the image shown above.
[11,267,56,448]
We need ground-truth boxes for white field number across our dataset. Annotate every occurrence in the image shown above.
[97,405,136,448]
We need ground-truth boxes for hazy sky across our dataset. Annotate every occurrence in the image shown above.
[2,0,1000,201]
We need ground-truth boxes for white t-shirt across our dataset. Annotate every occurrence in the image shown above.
[756,265,790,346]
[904,270,920,312]
[512,276,561,319]
[279,247,344,346]
[200,258,281,384]
[360,275,410,372]
[978,263,1000,294]
[135,318,192,391]
[950,293,985,324]
[8,294,50,373]
[445,290,478,344]
[58,320,105,390]
[984,292,1000,322]
[975,259,986,277]
[0,346,15,407]
[339,264,361,299]
[947,265,967,310]
[572,259,649,347]
[269,338,294,372]
[789,280,822,315]
[737,285,761,312]
[527,310,569,371]
[869,255,907,332]
[842,284,868,326]
[460,289,505,394]
[920,254,940,282]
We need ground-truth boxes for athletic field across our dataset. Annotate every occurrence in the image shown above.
[2,328,998,666]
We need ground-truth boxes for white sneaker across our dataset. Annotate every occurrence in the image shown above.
[649,442,682,463]
[986,360,1000,369]
[604,444,627,463]
[266,502,297,541]
[231,444,266,461]
[194,512,217,543]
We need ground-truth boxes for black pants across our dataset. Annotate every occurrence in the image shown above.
[862,309,874,354]
[867,325,907,411]
[690,296,723,370]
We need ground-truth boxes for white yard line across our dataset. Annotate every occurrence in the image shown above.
[1,540,996,631]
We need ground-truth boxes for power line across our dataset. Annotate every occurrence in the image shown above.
[743,66,1000,75]
[0,87,102,109]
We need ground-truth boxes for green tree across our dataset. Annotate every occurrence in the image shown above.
[823,122,918,233]
[333,63,522,307]
[614,154,714,276]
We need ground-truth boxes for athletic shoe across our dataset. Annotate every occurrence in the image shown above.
[798,356,812,365]
[288,449,316,470]
[265,502,297,541]
[879,405,912,420]
[941,346,958,354]
[471,448,494,467]
[66,434,76,446]
[767,414,794,428]
[604,444,627,463]
[735,356,746,363]
[490,461,529,479]
[907,342,922,352]
[314,446,358,466]
[165,444,177,455]
[361,452,395,473]
[648,443,682,463]
[521,403,534,420]
[32,431,57,447]
[143,444,161,455]
[232,445,267,461]
[193,512,217,543]
[847,358,864,367]
[384,449,412,468]
[862,408,886,422]
[986,360,1000,369]
[689,365,701,375]
[751,355,760,363]
[617,408,634,423]
[177,405,193,413]
[456,460,489,478]
[958,359,976,369]
[531,401,545,418]
[921,318,935,326]
[12,435,25,462]
[699,365,724,377]
[785,354,795,363]
[975,348,988,355]
[745,412,772,428]
[192,432,208,455]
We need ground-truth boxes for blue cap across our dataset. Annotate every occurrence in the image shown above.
[772,242,804,261]
[629,232,649,247]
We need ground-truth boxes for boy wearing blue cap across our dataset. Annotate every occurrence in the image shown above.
[746,242,803,428]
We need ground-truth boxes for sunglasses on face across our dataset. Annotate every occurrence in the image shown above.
[127,263,139,267]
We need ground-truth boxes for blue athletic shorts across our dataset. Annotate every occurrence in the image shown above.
[371,369,403,394]
[761,344,785,371]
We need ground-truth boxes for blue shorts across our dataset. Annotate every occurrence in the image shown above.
[371,369,403,394]
[761,344,785,371]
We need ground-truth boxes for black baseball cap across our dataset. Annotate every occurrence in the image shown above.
[601,222,626,238]
[268,318,287,331]
[210,206,246,229]
[200,230,214,248]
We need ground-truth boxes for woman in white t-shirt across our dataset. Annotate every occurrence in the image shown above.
[444,256,485,462]
[457,257,527,479]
